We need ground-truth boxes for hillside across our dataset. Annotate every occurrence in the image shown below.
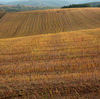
[0,8,100,39]
[0,7,100,98]
[0,28,100,98]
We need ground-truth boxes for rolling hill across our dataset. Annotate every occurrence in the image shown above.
[0,8,100,39]
[0,8,100,99]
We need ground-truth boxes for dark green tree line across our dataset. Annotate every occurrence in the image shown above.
[61,4,91,8]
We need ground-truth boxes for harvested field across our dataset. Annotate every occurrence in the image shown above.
[0,28,100,98]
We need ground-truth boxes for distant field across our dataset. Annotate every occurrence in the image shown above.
[0,8,100,38]
[0,28,100,98]
[0,5,59,12]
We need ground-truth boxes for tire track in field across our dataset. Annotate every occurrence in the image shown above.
[0,8,100,38]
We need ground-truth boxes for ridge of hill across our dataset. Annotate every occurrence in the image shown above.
[0,28,100,98]
[0,8,100,39]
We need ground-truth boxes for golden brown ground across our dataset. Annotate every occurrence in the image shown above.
[0,28,100,98]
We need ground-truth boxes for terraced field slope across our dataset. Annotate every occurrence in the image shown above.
[0,8,100,38]
[0,28,100,98]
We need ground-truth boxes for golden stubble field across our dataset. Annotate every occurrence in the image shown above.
[0,28,100,98]
[0,8,100,99]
